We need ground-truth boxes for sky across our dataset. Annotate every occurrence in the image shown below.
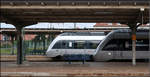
[0,23,95,29]
[1,22,149,29]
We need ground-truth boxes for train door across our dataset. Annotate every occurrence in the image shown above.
[60,40,66,55]
[121,39,132,59]
[86,40,94,55]
[112,39,124,59]
[122,39,136,59]
[112,39,123,59]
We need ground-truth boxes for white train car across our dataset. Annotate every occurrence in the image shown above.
[46,32,105,58]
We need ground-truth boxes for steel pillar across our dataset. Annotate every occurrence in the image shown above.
[16,28,23,64]
[131,28,136,66]
[128,24,137,66]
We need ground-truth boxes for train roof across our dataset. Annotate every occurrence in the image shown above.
[107,29,149,39]
[59,32,105,36]
[114,29,149,33]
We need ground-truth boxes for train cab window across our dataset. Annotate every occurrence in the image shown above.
[103,44,118,51]
[102,39,127,51]
[102,39,119,51]
[74,41,85,49]
[52,41,62,49]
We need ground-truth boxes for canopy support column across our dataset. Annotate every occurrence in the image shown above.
[131,27,136,66]
[11,35,15,55]
[16,27,23,65]
[128,23,140,66]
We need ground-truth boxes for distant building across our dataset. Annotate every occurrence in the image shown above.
[24,34,36,40]
[94,23,127,27]
[0,34,11,41]
[94,23,149,27]
[0,34,36,41]
[0,34,3,40]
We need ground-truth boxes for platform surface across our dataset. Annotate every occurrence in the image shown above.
[0,55,52,62]
[1,61,150,77]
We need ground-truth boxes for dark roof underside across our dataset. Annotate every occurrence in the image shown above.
[0,0,149,27]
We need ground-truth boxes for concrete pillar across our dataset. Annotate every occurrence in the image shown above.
[16,28,23,64]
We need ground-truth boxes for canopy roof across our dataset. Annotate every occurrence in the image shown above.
[1,0,149,27]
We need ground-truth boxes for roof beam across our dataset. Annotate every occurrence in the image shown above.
[1,5,149,9]
[1,14,37,27]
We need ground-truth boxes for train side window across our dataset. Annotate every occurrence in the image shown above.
[103,39,149,51]
[124,40,132,51]
[88,41,100,49]
[74,41,85,49]
[124,39,149,51]
[61,41,67,49]
[125,41,129,48]
[136,39,149,51]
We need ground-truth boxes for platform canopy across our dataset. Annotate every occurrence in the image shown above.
[0,0,150,27]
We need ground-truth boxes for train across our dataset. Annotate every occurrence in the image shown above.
[46,32,106,58]
[94,29,149,61]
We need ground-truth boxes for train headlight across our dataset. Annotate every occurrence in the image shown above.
[108,52,111,55]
